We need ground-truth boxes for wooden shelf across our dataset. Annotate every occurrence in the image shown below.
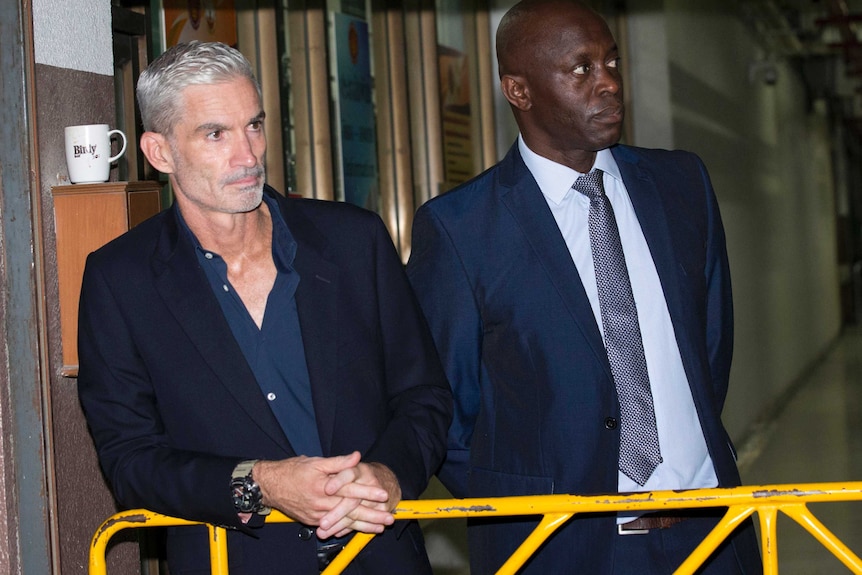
[53,181,162,377]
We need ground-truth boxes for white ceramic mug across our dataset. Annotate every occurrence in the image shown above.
[64,124,128,184]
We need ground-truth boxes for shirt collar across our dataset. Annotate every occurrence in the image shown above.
[518,135,622,204]
[176,191,298,270]
[262,193,297,268]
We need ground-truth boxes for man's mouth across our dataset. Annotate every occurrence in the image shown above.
[595,103,624,122]
[225,168,264,187]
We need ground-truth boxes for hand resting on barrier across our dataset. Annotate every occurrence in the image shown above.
[253,450,401,539]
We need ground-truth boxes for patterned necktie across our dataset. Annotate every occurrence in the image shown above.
[573,168,662,486]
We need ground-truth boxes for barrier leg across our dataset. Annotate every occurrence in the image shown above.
[322,533,375,575]
[674,506,756,575]
[208,525,229,575]
[783,504,862,574]
[496,513,573,575]
[758,506,779,575]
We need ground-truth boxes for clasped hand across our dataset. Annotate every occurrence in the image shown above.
[253,451,401,539]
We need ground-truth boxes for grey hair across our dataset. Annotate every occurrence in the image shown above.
[136,41,262,134]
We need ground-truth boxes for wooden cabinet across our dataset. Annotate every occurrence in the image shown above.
[52,181,162,376]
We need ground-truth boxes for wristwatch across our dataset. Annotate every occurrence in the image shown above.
[230,460,271,515]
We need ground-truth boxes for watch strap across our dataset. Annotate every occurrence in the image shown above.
[232,459,257,479]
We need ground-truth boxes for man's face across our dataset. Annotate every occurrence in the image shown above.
[514,4,624,162]
[166,77,266,216]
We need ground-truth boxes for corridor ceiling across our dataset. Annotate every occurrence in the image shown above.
[738,0,862,92]
[737,0,862,136]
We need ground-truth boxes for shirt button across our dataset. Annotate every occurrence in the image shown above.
[222,284,229,292]
[267,392,276,401]
[204,252,213,259]
[604,417,618,430]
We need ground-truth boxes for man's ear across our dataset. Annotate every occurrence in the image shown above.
[501,74,531,111]
[140,131,174,174]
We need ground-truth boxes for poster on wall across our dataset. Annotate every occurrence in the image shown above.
[163,0,238,48]
[333,13,378,210]
[438,44,474,190]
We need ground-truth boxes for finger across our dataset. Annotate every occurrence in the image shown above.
[317,515,356,540]
[346,502,396,528]
[327,481,390,503]
[338,514,393,535]
[318,496,361,532]
[323,467,359,496]
[317,500,364,540]
[317,500,396,539]
[317,509,393,539]
[316,450,362,475]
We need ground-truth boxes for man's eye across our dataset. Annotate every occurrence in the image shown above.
[249,120,263,131]
[574,64,589,75]
[207,130,223,140]
[608,58,621,69]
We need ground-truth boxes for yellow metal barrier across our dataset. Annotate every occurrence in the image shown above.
[90,482,862,575]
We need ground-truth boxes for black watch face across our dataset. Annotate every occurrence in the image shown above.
[231,477,261,513]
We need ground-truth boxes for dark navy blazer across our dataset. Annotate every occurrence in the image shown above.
[78,187,452,574]
[407,143,760,574]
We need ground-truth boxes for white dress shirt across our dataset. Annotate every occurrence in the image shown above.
[518,137,718,502]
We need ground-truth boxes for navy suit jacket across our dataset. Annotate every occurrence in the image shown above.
[407,143,759,574]
[77,187,452,574]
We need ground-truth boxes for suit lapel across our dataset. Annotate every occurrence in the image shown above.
[150,206,292,452]
[279,200,340,455]
[612,146,697,374]
[497,146,612,378]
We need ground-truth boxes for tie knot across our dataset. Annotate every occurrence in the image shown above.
[572,168,604,200]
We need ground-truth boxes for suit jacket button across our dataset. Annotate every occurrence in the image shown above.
[604,417,618,430]
[298,526,315,540]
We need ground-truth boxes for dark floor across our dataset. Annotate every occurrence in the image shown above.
[422,327,862,574]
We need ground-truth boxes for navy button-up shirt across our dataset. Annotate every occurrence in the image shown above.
[179,195,322,456]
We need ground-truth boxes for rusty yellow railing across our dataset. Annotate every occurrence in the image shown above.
[90,481,862,575]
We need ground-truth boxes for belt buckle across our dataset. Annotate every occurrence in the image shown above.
[617,523,650,536]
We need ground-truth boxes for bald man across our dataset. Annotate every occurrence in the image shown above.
[407,1,760,573]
